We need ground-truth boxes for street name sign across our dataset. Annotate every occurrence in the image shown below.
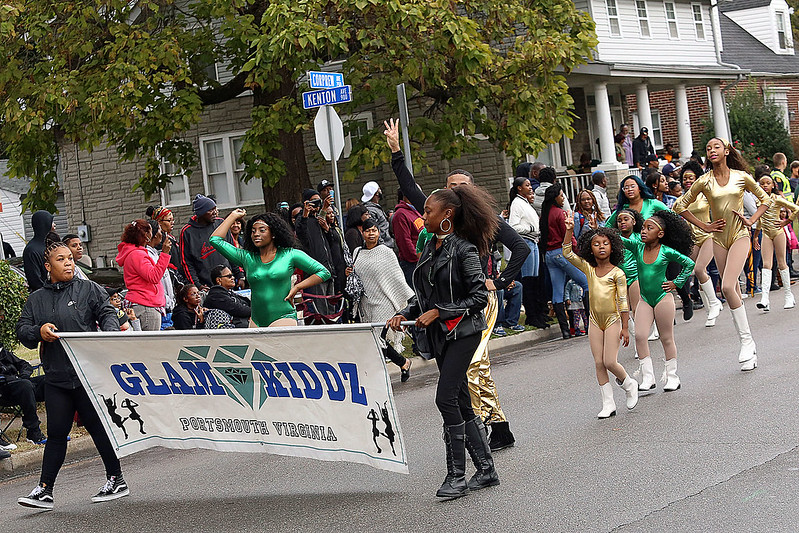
[308,71,345,89]
[302,86,352,110]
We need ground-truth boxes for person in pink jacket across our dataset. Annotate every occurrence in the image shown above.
[115,219,171,331]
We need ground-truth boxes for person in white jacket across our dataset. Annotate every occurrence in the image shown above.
[591,171,612,219]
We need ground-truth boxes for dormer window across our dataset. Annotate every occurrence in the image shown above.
[776,12,790,50]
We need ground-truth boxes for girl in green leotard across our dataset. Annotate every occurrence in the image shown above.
[211,210,330,327]
[611,208,644,357]
[622,211,694,395]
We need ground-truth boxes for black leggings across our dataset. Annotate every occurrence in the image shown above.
[434,334,481,426]
[40,383,121,487]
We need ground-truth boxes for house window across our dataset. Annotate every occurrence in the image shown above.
[159,160,190,207]
[777,12,790,50]
[664,2,679,39]
[199,132,262,208]
[692,3,706,40]
[342,112,374,159]
[636,0,651,38]
[632,110,664,150]
[606,0,621,37]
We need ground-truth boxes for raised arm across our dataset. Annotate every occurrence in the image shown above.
[385,118,427,212]
[562,213,589,274]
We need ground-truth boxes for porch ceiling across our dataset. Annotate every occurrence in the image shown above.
[566,61,747,92]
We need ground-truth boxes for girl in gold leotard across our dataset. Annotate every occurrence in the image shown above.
[673,138,771,371]
[755,175,798,311]
[680,161,724,327]
[563,216,639,419]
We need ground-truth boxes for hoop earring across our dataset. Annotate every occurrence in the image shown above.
[439,218,452,233]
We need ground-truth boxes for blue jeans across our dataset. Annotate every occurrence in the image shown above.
[545,248,589,304]
[497,282,522,328]
[520,239,540,277]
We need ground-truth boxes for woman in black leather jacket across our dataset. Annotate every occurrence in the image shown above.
[389,185,500,500]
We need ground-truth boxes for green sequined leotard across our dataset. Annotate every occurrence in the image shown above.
[210,236,331,326]
[621,237,695,307]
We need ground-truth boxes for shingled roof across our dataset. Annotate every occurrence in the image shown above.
[719,0,773,12]
[720,13,799,75]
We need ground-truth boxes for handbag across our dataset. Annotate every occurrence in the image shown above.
[344,248,365,308]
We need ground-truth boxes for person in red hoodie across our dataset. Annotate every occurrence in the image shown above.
[115,219,171,331]
[391,187,423,287]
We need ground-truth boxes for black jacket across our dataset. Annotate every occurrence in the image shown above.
[632,135,655,167]
[172,304,203,330]
[296,215,336,275]
[400,235,488,352]
[22,210,54,292]
[390,150,529,289]
[16,278,118,389]
[0,346,34,380]
[203,285,251,328]
[178,216,233,287]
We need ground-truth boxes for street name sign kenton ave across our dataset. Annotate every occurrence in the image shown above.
[308,71,344,89]
[302,85,352,110]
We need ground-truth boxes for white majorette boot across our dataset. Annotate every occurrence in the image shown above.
[699,279,723,327]
[730,306,757,371]
[780,269,795,309]
[629,317,639,359]
[661,358,681,391]
[616,376,639,409]
[648,322,659,341]
[597,383,616,419]
[757,269,771,311]
[636,357,657,392]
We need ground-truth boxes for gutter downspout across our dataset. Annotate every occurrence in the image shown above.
[709,0,745,140]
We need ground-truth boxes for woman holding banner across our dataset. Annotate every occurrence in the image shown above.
[210,209,330,327]
[388,186,500,500]
[17,242,128,510]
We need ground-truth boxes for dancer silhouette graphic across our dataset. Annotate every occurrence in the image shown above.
[366,408,382,453]
[100,393,128,439]
[379,402,396,456]
[121,398,146,435]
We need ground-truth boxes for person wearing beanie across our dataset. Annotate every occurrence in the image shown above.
[178,194,234,289]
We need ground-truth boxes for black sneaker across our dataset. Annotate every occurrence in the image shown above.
[91,474,129,502]
[18,484,54,510]
[26,429,47,445]
[0,449,10,459]
[0,434,17,451]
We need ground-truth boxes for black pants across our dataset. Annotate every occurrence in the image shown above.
[0,376,45,431]
[434,334,481,426]
[382,345,407,369]
[40,383,121,487]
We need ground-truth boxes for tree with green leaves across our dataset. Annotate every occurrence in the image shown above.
[0,0,596,211]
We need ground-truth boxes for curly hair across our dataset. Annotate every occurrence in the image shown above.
[244,212,299,253]
[611,208,644,234]
[576,227,625,267]
[649,210,694,257]
[429,185,498,256]
[121,219,150,246]
[679,161,704,184]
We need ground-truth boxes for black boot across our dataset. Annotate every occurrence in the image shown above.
[553,302,571,339]
[436,423,469,499]
[464,418,500,490]
[487,420,516,451]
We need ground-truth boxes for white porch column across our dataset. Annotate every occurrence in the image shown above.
[594,82,617,166]
[636,84,653,135]
[674,84,694,158]
[710,84,730,140]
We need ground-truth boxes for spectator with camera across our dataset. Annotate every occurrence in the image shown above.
[296,188,340,302]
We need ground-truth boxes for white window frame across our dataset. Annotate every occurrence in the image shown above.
[776,11,791,51]
[632,110,664,150]
[158,160,191,208]
[664,1,679,39]
[198,131,263,209]
[691,3,706,40]
[606,0,622,37]
[456,106,489,141]
[342,111,374,159]
[636,0,651,38]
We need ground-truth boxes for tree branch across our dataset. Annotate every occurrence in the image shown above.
[197,71,248,106]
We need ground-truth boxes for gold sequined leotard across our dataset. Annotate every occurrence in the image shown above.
[683,188,712,247]
[674,169,771,250]
[563,240,628,331]
[759,192,798,240]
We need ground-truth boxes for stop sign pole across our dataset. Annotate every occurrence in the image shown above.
[325,105,344,230]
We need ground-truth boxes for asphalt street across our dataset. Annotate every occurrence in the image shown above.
[2,297,798,532]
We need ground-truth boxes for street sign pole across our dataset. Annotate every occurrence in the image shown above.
[325,104,345,230]
[396,83,413,174]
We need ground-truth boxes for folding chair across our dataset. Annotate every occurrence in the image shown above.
[0,363,43,443]
[300,292,345,325]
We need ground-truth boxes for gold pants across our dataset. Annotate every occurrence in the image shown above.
[467,291,506,423]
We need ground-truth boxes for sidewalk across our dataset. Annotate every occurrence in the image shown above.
[0,326,562,479]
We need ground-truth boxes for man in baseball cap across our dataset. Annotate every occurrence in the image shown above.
[633,127,655,169]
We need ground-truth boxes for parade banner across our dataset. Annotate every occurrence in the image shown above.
[59,325,408,474]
